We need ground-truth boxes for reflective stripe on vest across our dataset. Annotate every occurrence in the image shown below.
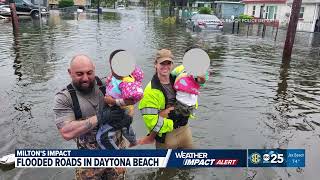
[140,108,159,115]
[152,116,164,132]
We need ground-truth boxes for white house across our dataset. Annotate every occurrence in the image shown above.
[128,0,139,6]
[242,0,320,32]
[242,0,290,27]
[287,0,320,32]
[214,1,245,19]
[48,0,91,9]
[188,1,214,8]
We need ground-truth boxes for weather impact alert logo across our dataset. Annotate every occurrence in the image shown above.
[175,151,238,167]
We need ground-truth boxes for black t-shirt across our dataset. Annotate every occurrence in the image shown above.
[161,83,176,107]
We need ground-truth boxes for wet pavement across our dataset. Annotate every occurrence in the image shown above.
[0,7,320,180]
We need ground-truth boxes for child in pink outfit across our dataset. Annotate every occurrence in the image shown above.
[105,65,144,106]
[97,65,144,149]
[97,49,156,149]
[96,48,146,150]
[173,72,201,117]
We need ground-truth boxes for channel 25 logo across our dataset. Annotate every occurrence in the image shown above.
[250,151,284,164]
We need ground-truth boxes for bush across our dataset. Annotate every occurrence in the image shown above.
[198,7,212,15]
[238,14,253,20]
[161,16,176,25]
[58,0,74,8]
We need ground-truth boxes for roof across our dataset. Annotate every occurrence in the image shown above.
[215,1,245,4]
[193,1,214,3]
[287,0,320,4]
[241,0,287,3]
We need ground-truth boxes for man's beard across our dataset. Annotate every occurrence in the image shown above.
[73,80,95,94]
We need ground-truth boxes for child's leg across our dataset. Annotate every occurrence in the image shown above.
[122,125,137,147]
[96,123,119,150]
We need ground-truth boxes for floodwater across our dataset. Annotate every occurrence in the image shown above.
[1,7,320,180]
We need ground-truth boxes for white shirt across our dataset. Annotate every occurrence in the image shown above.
[176,91,198,106]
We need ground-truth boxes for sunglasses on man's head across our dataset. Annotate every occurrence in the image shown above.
[159,61,173,66]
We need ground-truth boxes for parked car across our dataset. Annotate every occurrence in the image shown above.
[0,0,48,18]
[186,14,223,32]
[0,5,10,16]
[117,4,125,10]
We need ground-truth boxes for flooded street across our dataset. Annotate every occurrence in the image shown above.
[1,7,320,180]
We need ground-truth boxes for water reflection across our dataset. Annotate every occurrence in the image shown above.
[223,23,320,48]
[12,33,22,80]
[11,30,54,84]
[152,18,194,61]
[311,33,320,47]
[103,12,121,21]
[128,169,195,180]
[277,63,289,98]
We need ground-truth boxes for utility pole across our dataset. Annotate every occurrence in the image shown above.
[9,0,19,32]
[97,0,100,22]
[169,0,173,16]
[38,0,42,27]
[282,0,302,63]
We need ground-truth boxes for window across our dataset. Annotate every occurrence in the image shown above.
[273,6,277,19]
[299,7,304,19]
[15,0,32,5]
[252,6,256,16]
[15,0,24,5]
[265,6,269,19]
[265,6,277,19]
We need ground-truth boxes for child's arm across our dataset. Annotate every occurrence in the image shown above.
[196,75,206,84]
[137,132,157,145]
[159,106,174,118]
[104,95,135,106]
[136,107,174,146]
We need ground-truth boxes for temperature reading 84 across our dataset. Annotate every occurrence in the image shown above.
[292,159,299,163]
[270,154,284,163]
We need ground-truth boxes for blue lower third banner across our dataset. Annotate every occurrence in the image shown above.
[15,149,247,168]
[248,149,305,167]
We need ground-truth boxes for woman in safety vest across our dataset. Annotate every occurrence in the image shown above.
[138,49,206,149]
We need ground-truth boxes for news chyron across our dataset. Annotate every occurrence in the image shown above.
[14,149,305,168]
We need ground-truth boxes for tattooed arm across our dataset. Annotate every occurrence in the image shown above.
[53,91,98,141]
[56,116,98,141]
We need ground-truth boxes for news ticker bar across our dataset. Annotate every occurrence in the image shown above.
[15,149,305,168]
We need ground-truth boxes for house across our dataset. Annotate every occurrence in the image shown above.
[242,0,289,26]
[74,0,91,8]
[242,0,320,32]
[287,0,320,32]
[242,0,290,29]
[214,1,245,19]
[48,0,58,9]
[48,0,91,9]
[128,0,139,6]
[188,1,214,9]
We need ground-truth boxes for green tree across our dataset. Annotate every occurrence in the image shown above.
[58,0,74,8]
[198,7,212,14]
